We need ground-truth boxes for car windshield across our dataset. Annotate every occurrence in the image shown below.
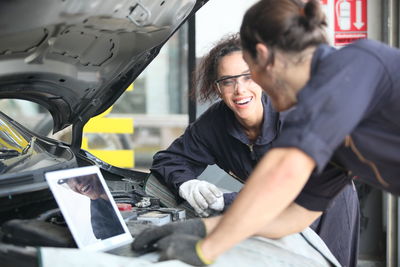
[0,112,69,175]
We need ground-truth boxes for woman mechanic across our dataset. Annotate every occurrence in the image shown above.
[133,0,400,265]
[141,34,359,267]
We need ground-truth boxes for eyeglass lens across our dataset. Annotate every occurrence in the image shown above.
[217,74,252,92]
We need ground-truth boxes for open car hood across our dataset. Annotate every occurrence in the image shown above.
[0,0,205,134]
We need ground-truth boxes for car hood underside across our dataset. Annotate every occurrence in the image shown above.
[0,0,203,133]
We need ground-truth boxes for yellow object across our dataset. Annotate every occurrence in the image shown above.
[82,84,134,168]
[84,117,133,134]
[0,117,29,152]
[82,145,134,167]
[195,240,215,265]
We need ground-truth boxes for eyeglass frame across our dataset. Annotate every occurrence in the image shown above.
[214,73,253,93]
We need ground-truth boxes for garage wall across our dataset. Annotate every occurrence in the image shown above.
[195,0,258,57]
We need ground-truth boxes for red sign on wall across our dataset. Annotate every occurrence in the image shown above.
[334,0,367,46]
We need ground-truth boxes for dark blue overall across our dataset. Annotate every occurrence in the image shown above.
[276,39,400,198]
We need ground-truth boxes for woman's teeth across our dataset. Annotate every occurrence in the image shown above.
[82,184,90,193]
[234,97,252,105]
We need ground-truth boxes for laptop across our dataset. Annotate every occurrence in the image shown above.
[45,165,133,252]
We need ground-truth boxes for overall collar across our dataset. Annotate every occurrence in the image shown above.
[310,44,336,76]
[225,93,280,145]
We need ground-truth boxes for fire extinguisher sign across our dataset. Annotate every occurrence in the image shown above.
[334,0,367,46]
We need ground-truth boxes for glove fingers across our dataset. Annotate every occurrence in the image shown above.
[193,205,210,217]
[198,186,218,206]
[132,226,171,251]
[156,235,177,262]
[156,235,172,251]
[208,184,223,198]
[156,235,196,262]
[183,193,207,216]
[179,180,216,216]
[209,197,224,211]
[131,228,154,250]
[193,191,209,210]
[197,210,210,218]
[156,234,206,266]
[158,252,170,262]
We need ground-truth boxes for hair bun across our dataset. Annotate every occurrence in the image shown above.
[302,0,327,31]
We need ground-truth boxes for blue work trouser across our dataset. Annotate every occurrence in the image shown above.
[310,183,360,267]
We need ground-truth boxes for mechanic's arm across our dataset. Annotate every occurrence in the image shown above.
[200,147,316,261]
[151,124,226,216]
[203,201,321,238]
[256,202,322,238]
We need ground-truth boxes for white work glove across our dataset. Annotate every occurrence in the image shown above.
[179,180,224,217]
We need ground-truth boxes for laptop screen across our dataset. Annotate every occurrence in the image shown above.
[45,166,133,251]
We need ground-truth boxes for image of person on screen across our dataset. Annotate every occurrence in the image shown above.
[58,174,125,240]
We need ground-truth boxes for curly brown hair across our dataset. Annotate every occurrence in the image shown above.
[193,33,242,103]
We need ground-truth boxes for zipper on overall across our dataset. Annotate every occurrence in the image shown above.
[247,144,256,161]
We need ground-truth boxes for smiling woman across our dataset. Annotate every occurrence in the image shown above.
[215,51,264,140]
[62,174,107,201]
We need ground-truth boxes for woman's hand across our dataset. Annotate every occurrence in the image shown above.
[179,180,224,217]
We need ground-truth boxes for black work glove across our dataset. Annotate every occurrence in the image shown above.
[131,219,206,253]
[157,234,213,266]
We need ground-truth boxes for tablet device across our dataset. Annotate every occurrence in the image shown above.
[45,165,133,252]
